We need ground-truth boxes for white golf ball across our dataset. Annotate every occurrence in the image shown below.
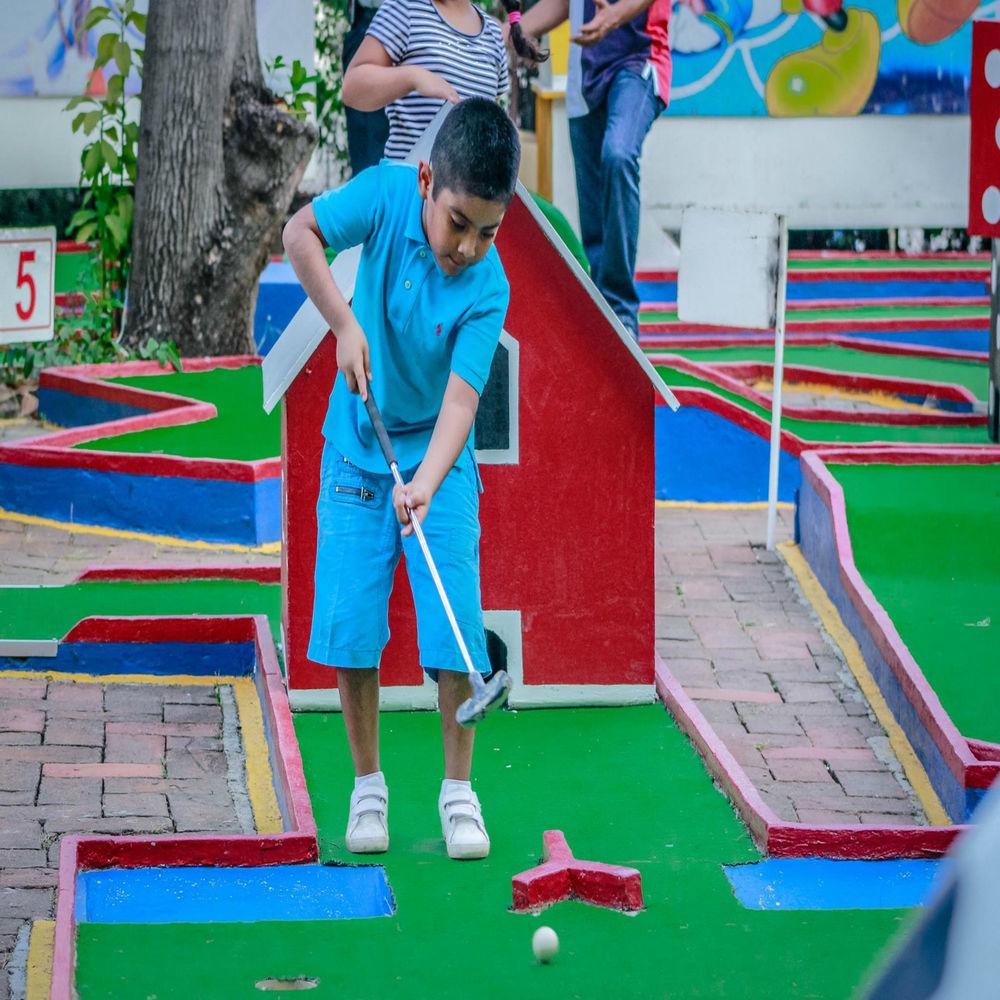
[532,925,559,963]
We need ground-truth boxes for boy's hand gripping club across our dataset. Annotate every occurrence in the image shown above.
[363,391,512,726]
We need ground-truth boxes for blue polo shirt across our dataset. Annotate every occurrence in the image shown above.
[311,161,509,476]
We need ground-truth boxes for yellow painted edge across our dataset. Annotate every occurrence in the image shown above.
[0,507,280,555]
[655,500,795,511]
[779,540,951,826]
[233,677,283,834]
[0,669,244,686]
[25,919,55,1000]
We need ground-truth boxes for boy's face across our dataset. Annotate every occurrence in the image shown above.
[418,162,507,277]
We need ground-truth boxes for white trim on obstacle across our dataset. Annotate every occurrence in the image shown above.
[475,330,520,466]
[0,640,59,658]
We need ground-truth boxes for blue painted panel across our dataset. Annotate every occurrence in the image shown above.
[37,388,151,429]
[0,641,256,677]
[255,262,307,355]
[798,478,966,821]
[655,405,800,503]
[641,329,988,354]
[76,864,395,923]
[0,463,279,545]
[724,858,950,911]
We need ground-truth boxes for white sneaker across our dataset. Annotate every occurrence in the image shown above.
[345,776,389,854]
[439,780,490,860]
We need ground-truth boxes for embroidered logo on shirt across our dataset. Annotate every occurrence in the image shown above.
[435,323,442,337]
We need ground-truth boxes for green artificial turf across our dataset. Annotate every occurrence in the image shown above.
[661,345,989,402]
[73,366,280,462]
[0,579,280,642]
[787,258,988,273]
[74,707,906,999]
[832,463,1000,743]
[655,364,989,447]
[642,304,987,324]
[54,249,97,294]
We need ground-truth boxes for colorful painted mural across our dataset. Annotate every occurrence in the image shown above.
[670,0,995,115]
[0,0,312,99]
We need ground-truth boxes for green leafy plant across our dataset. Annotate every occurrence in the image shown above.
[314,0,350,181]
[265,54,320,122]
[65,0,145,339]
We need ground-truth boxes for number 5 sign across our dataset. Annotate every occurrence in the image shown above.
[1,227,56,346]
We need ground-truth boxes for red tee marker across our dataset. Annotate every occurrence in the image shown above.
[511,830,644,912]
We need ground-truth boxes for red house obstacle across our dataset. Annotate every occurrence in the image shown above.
[262,114,679,710]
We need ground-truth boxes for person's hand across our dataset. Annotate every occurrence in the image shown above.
[393,478,432,537]
[572,0,620,46]
[409,67,460,104]
[334,318,372,401]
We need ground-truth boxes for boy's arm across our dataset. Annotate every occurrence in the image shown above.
[282,204,372,400]
[573,0,656,46]
[392,373,479,537]
[343,35,459,110]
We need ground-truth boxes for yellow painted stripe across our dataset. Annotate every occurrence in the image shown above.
[0,507,280,555]
[233,677,283,834]
[655,500,795,511]
[779,541,951,826]
[26,919,55,1000]
[0,669,244,686]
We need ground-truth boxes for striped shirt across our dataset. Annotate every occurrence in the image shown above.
[368,0,510,160]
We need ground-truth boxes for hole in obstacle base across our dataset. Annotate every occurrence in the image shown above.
[255,977,320,991]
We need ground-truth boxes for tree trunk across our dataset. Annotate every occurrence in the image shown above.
[128,0,316,356]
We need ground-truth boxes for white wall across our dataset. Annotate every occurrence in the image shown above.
[0,99,95,189]
[549,102,972,237]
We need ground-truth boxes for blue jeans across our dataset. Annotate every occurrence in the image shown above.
[569,69,664,339]
[343,6,390,174]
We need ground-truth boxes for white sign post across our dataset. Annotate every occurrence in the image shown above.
[0,226,56,346]
[677,207,788,549]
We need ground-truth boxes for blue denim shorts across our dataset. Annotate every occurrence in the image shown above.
[308,442,489,679]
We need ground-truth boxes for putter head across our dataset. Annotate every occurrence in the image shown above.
[456,670,512,728]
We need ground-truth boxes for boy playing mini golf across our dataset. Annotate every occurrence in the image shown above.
[282,99,518,860]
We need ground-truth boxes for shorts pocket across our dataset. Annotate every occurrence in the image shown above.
[320,449,381,508]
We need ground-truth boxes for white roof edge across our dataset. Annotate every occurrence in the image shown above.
[515,182,679,411]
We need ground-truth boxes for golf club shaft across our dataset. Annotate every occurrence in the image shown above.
[364,392,478,680]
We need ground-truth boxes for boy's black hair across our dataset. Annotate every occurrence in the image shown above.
[430,99,521,206]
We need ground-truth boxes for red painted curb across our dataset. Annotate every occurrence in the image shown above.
[646,333,988,362]
[641,315,989,336]
[0,357,280,483]
[654,655,967,859]
[512,830,644,912]
[75,565,281,584]
[655,354,984,428]
[48,615,317,999]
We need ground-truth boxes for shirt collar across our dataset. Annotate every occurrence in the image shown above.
[405,189,428,246]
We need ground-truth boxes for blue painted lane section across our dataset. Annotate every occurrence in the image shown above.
[724,858,950,911]
[37,388,152,429]
[642,328,988,354]
[0,641,256,677]
[0,463,280,545]
[76,865,395,923]
[254,261,307,355]
[656,406,800,503]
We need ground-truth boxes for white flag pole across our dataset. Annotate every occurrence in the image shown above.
[766,217,789,551]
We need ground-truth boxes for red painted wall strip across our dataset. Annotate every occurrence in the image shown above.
[74,565,282,584]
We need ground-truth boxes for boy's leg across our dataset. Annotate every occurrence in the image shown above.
[596,68,664,338]
[403,461,492,859]
[337,668,381,775]
[437,670,475,781]
[308,444,401,852]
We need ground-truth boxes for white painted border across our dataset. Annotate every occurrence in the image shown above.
[475,329,520,466]
[0,640,58,657]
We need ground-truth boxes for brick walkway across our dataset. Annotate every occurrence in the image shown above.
[655,504,927,827]
[0,676,254,999]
